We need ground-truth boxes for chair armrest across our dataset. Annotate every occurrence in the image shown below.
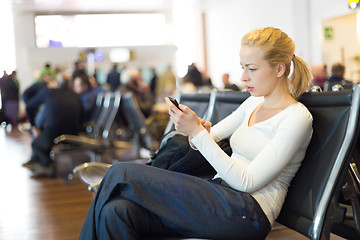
[73,162,112,192]
[111,140,133,149]
[54,134,106,151]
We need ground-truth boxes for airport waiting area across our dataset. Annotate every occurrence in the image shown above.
[2,0,360,239]
[1,81,360,239]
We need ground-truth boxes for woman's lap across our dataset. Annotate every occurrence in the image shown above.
[81,162,270,239]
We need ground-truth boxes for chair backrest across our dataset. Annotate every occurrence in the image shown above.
[179,92,212,118]
[205,89,250,124]
[88,91,106,124]
[276,86,360,239]
[323,81,354,92]
[87,91,121,139]
[87,92,111,136]
[121,92,153,151]
[101,91,121,139]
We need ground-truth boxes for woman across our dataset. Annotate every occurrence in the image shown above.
[79,27,313,240]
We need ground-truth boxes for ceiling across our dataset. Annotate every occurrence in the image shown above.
[11,0,174,13]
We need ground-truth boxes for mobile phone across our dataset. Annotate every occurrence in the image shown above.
[168,96,183,112]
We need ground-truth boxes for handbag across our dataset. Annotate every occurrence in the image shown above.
[148,131,232,178]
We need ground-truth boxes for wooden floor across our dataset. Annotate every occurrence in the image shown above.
[0,125,345,240]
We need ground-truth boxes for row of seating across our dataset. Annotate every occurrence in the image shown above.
[75,87,360,239]
[50,90,157,180]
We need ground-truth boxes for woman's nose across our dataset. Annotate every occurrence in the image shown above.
[240,71,249,82]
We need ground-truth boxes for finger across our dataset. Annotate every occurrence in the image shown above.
[180,104,196,117]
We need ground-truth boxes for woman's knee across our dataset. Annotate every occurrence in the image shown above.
[98,199,140,239]
[102,198,141,222]
[107,162,150,180]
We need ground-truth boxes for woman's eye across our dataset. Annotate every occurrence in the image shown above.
[249,68,257,71]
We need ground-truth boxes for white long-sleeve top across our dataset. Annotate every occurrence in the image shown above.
[191,96,313,225]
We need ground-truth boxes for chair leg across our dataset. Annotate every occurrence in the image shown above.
[342,168,360,233]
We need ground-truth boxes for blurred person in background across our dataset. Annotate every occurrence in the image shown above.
[183,62,203,88]
[0,70,20,128]
[222,73,240,91]
[323,62,353,91]
[107,63,122,92]
[72,70,97,122]
[310,64,328,90]
[155,65,176,101]
[22,78,83,177]
[23,63,57,104]
[122,68,154,118]
[72,60,87,79]
[39,62,56,83]
[149,67,158,96]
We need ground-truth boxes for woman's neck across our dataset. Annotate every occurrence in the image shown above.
[262,83,296,109]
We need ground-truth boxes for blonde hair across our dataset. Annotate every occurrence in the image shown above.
[241,27,312,99]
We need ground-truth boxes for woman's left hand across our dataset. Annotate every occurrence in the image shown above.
[165,97,208,137]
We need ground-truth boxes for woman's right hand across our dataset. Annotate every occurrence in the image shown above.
[166,97,206,137]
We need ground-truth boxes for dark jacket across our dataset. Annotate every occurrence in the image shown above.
[26,87,83,138]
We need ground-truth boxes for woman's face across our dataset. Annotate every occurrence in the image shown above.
[240,45,281,97]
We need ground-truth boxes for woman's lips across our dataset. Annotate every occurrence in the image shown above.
[246,86,254,92]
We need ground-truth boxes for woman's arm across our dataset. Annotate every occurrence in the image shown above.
[192,106,313,193]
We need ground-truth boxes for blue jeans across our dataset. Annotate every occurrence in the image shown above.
[79,162,271,240]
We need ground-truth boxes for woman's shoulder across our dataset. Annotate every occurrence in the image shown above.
[286,102,313,123]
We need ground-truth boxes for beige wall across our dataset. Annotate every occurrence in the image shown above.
[322,13,359,82]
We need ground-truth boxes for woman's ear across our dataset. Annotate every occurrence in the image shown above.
[276,63,286,78]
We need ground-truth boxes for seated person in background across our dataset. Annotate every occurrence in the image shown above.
[222,73,240,91]
[72,71,97,122]
[79,27,313,239]
[22,73,57,132]
[22,71,54,104]
[183,62,203,88]
[39,62,56,83]
[122,68,154,118]
[155,65,177,102]
[22,79,83,177]
[310,63,328,90]
[323,62,353,91]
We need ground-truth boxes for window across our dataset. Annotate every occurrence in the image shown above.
[34,13,166,48]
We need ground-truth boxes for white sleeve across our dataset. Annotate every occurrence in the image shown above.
[191,107,313,193]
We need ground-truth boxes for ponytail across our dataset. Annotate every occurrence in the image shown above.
[289,55,313,99]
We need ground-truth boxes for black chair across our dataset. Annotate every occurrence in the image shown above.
[83,91,107,137]
[205,89,250,124]
[276,86,360,240]
[72,92,158,191]
[53,91,122,151]
[115,92,158,160]
[323,80,354,92]
[50,91,124,178]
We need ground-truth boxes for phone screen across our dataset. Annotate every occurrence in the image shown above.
[168,96,182,111]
